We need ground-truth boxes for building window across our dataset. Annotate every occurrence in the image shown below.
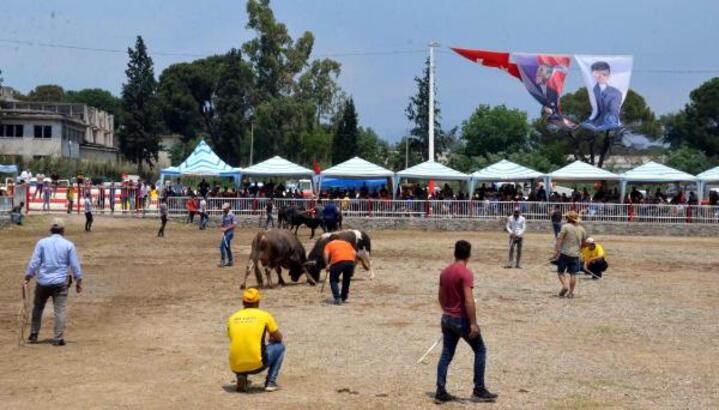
[0,124,23,138]
[34,125,52,138]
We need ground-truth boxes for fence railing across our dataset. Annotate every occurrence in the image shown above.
[24,194,719,225]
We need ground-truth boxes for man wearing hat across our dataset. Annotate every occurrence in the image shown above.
[553,211,587,298]
[23,218,84,346]
[227,288,285,393]
[219,202,236,267]
[581,237,608,280]
[504,207,526,269]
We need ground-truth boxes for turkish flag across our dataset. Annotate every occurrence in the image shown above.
[428,179,435,197]
[450,47,521,80]
[313,159,321,175]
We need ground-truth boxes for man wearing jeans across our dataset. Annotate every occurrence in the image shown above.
[228,288,285,393]
[323,237,357,305]
[24,218,83,346]
[219,202,236,267]
[435,240,497,403]
[504,207,526,269]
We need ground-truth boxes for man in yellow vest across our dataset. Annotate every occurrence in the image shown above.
[227,288,285,393]
[581,237,608,280]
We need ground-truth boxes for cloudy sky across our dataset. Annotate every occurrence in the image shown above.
[2,0,718,141]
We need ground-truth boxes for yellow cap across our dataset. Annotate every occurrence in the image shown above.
[242,288,261,303]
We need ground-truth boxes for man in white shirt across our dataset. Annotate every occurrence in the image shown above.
[504,207,526,269]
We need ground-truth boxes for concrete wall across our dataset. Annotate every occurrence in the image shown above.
[80,145,119,163]
[0,120,64,159]
[225,215,719,237]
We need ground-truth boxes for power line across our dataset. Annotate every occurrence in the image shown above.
[0,38,207,58]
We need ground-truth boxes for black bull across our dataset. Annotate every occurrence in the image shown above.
[242,230,320,289]
[305,230,374,281]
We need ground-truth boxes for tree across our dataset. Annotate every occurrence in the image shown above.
[533,88,660,168]
[295,59,342,123]
[665,145,715,175]
[119,36,162,172]
[356,127,392,167]
[25,84,66,102]
[405,57,447,162]
[461,104,530,156]
[332,98,358,164]
[662,77,719,158]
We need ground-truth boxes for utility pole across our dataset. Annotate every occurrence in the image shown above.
[428,41,438,162]
[249,122,254,165]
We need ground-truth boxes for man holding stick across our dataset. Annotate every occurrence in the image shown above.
[219,203,236,267]
[23,218,83,346]
[504,207,525,269]
[553,211,587,298]
[435,240,497,403]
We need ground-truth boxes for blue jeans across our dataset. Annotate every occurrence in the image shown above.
[200,213,208,229]
[236,342,285,384]
[436,314,487,393]
[220,231,234,264]
[552,222,562,238]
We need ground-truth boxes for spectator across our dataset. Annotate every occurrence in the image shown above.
[11,201,25,225]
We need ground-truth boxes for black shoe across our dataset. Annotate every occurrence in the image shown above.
[52,339,65,346]
[333,299,342,305]
[434,390,456,404]
[472,388,498,402]
[28,333,38,344]
[226,261,234,267]
[341,299,349,304]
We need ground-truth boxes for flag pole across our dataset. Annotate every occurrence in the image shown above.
[428,41,438,162]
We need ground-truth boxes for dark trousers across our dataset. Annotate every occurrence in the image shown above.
[325,219,338,232]
[31,283,68,341]
[158,215,168,237]
[436,314,487,393]
[506,237,523,267]
[264,213,274,229]
[84,212,93,231]
[586,259,608,278]
[187,211,196,224]
[329,261,355,301]
[67,200,74,214]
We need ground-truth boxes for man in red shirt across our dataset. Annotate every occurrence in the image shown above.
[435,240,498,403]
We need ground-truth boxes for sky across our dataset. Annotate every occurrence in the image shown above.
[1,0,718,142]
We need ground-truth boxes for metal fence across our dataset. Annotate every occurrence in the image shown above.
[0,197,13,213]
[150,197,719,225]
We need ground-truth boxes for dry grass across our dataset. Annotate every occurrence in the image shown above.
[0,215,717,409]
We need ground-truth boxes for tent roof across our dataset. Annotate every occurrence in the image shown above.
[321,157,394,179]
[620,161,696,183]
[0,164,18,174]
[243,156,313,178]
[396,160,469,181]
[549,160,620,181]
[471,159,543,181]
[160,140,241,177]
[697,165,719,183]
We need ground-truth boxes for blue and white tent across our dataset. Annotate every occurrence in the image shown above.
[0,164,18,175]
[545,160,620,197]
[395,160,469,197]
[319,156,395,194]
[469,159,543,194]
[243,156,313,178]
[697,166,719,200]
[160,140,242,185]
[619,161,697,202]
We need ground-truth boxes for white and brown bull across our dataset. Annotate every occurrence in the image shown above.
[304,230,374,281]
[241,230,319,289]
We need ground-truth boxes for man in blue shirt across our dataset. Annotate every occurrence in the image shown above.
[219,202,236,267]
[24,218,84,346]
[322,201,340,232]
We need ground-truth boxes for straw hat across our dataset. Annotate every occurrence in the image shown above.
[566,210,581,223]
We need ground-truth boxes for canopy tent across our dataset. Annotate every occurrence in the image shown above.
[545,160,620,198]
[395,160,470,197]
[619,161,698,202]
[469,159,543,194]
[697,166,719,201]
[0,164,18,175]
[159,140,242,186]
[319,157,395,195]
[242,156,314,178]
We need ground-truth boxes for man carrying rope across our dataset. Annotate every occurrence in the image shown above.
[553,211,587,298]
[218,203,236,267]
[23,218,84,346]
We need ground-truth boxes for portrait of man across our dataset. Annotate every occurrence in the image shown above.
[582,61,624,131]
[531,63,560,118]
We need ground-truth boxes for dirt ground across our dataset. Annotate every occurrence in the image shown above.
[0,215,717,409]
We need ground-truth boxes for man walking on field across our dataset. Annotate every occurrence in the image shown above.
[84,193,94,232]
[228,288,285,393]
[24,218,84,346]
[504,207,525,269]
[219,202,236,267]
[435,240,497,403]
[553,210,587,298]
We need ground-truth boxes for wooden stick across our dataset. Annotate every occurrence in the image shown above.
[417,335,443,364]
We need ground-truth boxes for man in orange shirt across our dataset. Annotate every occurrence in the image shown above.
[323,237,357,305]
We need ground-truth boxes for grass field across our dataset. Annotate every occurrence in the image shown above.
[1,215,717,409]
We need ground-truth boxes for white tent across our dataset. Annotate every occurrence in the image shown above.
[318,156,395,194]
[545,160,620,197]
[619,161,697,202]
[242,156,314,178]
[395,161,469,197]
[697,166,719,200]
[469,159,543,194]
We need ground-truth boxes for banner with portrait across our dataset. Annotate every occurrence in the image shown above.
[512,53,572,124]
[575,55,633,132]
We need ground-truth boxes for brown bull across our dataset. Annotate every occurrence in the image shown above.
[241,229,319,289]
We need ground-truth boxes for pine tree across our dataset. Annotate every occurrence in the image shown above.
[119,36,162,172]
[332,98,358,164]
[405,57,445,162]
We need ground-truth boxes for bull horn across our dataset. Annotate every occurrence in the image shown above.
[304,261,317,266]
